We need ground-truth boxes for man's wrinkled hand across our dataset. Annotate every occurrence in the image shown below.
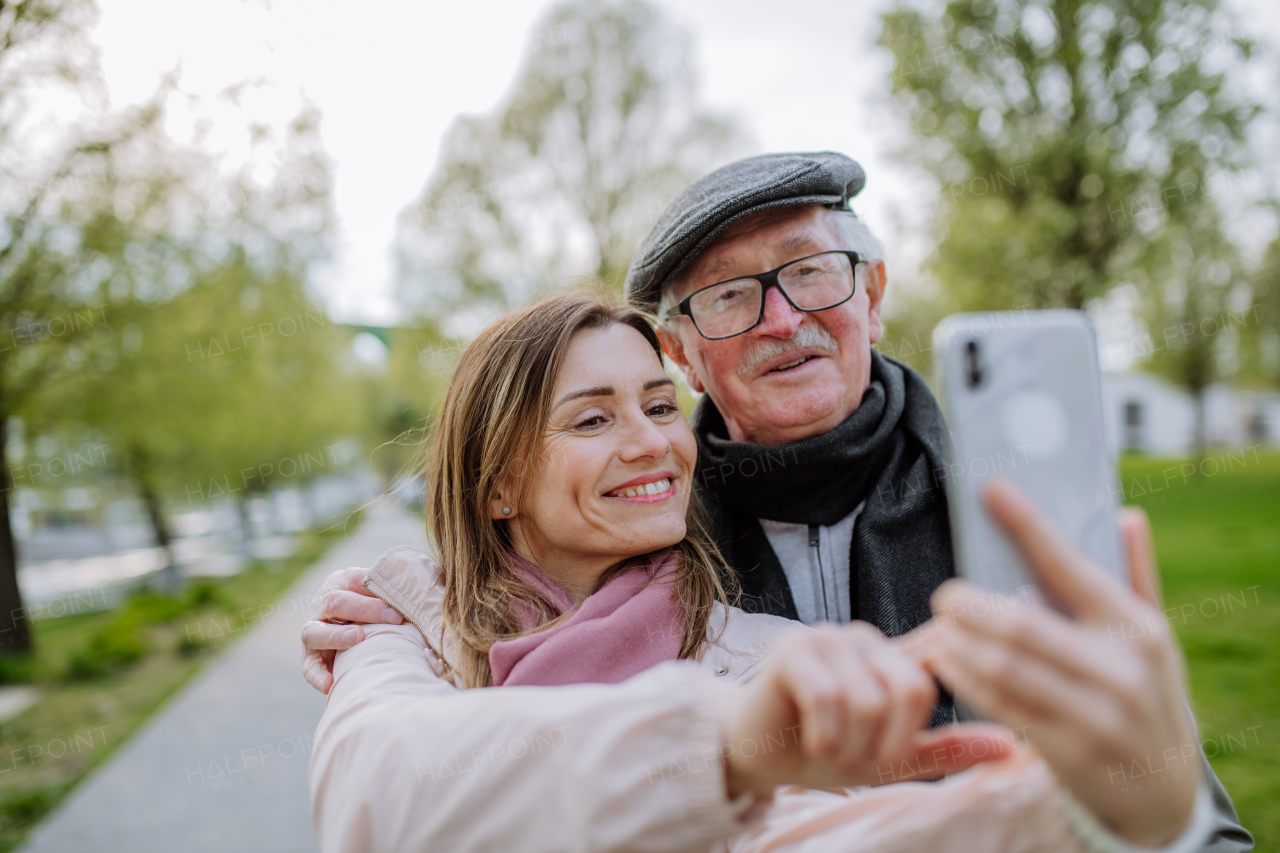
[301,567,403,694]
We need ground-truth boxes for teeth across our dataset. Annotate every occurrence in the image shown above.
[773,356,809,371]
[611,478,671,498]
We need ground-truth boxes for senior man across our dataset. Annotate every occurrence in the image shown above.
[301,152,1250,851]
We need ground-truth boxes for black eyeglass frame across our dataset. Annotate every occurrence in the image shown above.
[664,250,866,341]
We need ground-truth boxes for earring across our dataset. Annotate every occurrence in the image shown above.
[501,505,512,516]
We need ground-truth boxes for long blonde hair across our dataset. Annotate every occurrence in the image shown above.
[427,289,736,689]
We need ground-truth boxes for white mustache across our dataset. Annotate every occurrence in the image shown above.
[738,323,839,376]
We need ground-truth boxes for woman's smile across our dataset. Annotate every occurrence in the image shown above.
[604,472,676,502]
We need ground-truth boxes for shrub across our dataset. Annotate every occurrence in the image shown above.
[186,582,221,608]
[0,787,57,829]
[118,593,188,627]
[64,623,146,681]
[176,633,209,657]
[0,653,35,685]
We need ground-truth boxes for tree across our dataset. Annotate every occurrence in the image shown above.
[1239,231,1280,389]
[394,0,749,318]
[877,0,1261,314]
[0,0,171,649]
[31,106,366,567]
[6,0,359,625]
[1137,210,1247,459]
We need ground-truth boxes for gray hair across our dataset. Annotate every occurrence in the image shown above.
[831,210,884,260]
[657,209,883,325]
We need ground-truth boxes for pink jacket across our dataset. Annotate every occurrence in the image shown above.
[309,546,1089,853]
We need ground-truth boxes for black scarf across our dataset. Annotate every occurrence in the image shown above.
[693,351,956,718]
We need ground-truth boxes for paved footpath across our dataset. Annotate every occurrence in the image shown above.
[20,504,427,853]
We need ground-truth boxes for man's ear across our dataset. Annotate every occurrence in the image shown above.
[863,259,888,345]
[656,325,706,394]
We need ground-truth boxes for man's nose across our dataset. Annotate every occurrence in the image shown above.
[753,284,805,338]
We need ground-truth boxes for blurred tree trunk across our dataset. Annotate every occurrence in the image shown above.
[1182,328,1213,465]
[139,483,172,556]
[129,443,178,592]
[0,416,32,652]
[236,495,253,557]
[1192,389,1207,466]
[130,445,171,551]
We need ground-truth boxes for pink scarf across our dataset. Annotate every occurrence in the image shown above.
[488,550,686,686]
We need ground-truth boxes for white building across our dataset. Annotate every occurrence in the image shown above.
[1101,372,1279,456]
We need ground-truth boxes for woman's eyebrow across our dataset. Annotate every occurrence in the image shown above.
[554,385,613,408]
[554,377,673,409]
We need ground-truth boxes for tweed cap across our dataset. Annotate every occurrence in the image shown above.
[625,151,866,311]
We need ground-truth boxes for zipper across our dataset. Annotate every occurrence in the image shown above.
[362,576,454,675]
[808,524,831,622]
[736,648,778,685]
[737,662,765,685]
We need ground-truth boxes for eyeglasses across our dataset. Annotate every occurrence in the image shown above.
[664,251,864,340]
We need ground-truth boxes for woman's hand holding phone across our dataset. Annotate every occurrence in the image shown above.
[721,622,1017,799]
[919,478,1202,848]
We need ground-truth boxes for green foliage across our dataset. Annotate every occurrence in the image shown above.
[1237,234,1280,386]
[62,590,195,679]
[395,0,749,315]
[0,0,189,645]
[23,103,366,540]
[876,0,1274,450]
[64,623,145,681]
[185,582,223,609]
[175,633,209,658]
[15,93,368,557]
[0,0,376,646]
[116,593,188,626]
[362,325,459,482]
[0,653,36,685]
[878,0,1261,312]
[0,786,60,831]
[1134,210,1248,455]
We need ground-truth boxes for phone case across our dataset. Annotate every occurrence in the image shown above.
[932,310,1126,602]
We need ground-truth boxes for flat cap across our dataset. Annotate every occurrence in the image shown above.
[625,151,866,311]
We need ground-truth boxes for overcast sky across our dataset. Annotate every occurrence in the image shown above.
[92,0,1278,328]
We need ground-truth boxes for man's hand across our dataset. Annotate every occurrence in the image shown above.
[921,478,1201,848]
[723,622,1016,798]
[301,568,404,694]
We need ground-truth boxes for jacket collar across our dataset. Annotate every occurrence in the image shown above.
[363,545,799,686]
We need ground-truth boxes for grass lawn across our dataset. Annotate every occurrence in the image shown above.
[0,516,356,852]
[1118,450,1280,848]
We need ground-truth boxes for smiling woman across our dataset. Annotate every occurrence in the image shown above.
[426,289,732,688]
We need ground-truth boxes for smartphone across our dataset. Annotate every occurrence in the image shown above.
[932,309,1126,605]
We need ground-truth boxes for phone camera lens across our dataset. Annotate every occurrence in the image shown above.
[965,340,983,388]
